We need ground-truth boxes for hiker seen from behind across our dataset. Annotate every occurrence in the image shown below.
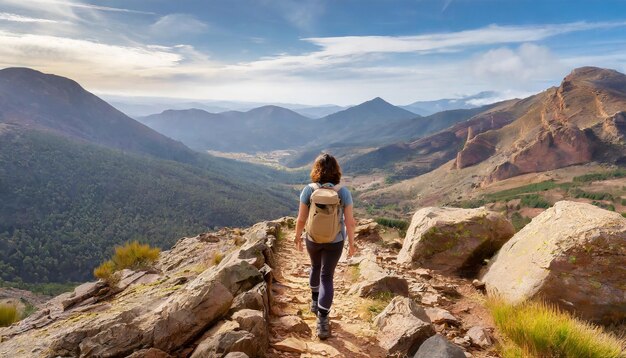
[294,153,357,340]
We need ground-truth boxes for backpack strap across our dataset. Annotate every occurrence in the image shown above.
[309,183,321,191]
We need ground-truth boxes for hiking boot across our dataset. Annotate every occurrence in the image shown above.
[310,300,318,314]
[316,314,331,340]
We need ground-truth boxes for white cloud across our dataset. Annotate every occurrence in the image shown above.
[0,30,183,75]
[471,43,564,83]
[230,21,626,74]
[150,14,209,38]
[5,0,154,15]
[0,12,61,23]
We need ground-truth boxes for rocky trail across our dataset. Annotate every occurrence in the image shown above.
[266,225,386,357]
[266,223,500,358]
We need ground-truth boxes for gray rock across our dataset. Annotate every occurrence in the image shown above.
[224,353,250,358]
[348,254,409,298]
[191,320,260,358]
[232,309,268,351]
[61,281,107,310]
[482,201,626,323]
[228,282,269,317]
[373,297,435,356]
[466,326,492,348]
[414,334,466,358]
[424,308,460,326]
[397,207,515,274]
[274,315,312,336]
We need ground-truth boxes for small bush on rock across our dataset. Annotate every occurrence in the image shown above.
[94,241,160,283]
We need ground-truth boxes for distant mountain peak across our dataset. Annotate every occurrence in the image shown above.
[365,96,391,105]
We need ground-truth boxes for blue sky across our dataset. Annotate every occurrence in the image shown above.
[0,0,624,105]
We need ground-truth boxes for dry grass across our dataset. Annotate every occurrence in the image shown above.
[356,291,395,322]
[487,298,625,358]
[94,241,160,283]
[348,265,361,283]
[0,303,19,327]
[212,251,224,266]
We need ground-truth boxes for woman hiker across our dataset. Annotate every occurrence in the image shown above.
[294,153,357,339]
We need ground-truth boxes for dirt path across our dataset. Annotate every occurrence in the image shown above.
[266,227,387,357]
[265,224,501,358]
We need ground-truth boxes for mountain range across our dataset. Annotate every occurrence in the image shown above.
[0,68,300,284]
[139,96,420,154]
[362,66,626,206]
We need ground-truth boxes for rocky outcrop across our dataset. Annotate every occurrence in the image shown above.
[0,219,287,357]
[455,135,496,169]
[482,201,626,323]
[373,297,435,356]
[413,334,466,358]
[486,124,594,184]
[348,253,409,298]
[397,207,515,275]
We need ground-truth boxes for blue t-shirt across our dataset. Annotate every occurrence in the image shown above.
[300,183,353,243]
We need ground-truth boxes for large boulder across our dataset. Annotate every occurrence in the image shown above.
[482,201,626,323]
[397,207,515,275]
[373,297,435,356]
[348,253,409,298]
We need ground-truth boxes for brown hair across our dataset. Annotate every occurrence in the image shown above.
[310,153,342,185]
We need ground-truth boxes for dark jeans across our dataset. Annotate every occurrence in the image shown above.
[305,239,344,311]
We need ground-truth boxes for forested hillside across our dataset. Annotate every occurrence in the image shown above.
[0,127,300,283]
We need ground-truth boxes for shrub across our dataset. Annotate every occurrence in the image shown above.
[573,169,626,183]
[571,189,614,201]
[519,194,551,208]
[375,217,409,231]
[0,303,19,327]
[487,298,625,358]
[94,241,160,282]
[93,260,116,282]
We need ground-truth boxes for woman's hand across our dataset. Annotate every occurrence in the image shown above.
[295,235,303,252]
[347,241,357,257]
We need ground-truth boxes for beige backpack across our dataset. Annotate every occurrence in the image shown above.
[305,183,342,243]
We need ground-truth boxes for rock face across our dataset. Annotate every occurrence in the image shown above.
[486,124,594,183]
[0,220,286,357]
[413,334,466,358]
[455,136,496,169]
[373,297,435,356]
[454,67,626,185]
[482,201,626,323]
[348,253,409,297]
[397,207,515,275]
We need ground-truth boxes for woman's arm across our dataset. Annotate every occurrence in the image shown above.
[294,202,309,252]
[344,204,357,257]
